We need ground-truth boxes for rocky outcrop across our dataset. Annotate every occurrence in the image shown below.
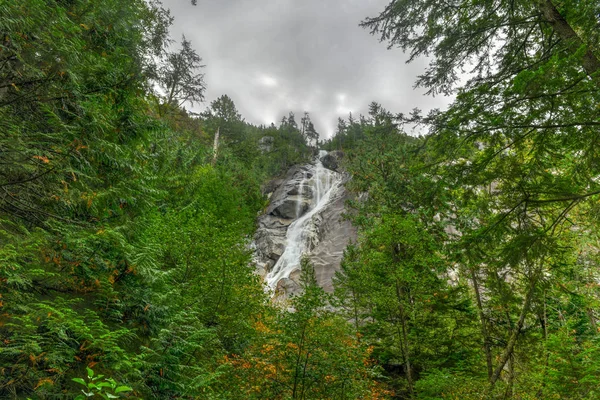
[258,136,274,153]
[253,151,356,298]
[308,176,356,292]
[320,150,344,171]
[254,165,312,276]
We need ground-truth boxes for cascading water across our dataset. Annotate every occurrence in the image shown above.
[265,150,343,291]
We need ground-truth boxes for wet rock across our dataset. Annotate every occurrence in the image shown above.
[275,275,301,297]
[320,150,344,171]
[254,165,313,268]
[254,223,287,262]
[260,216,292,229]
[310,177,356,292]
[265,167,308,205]
[262,178,284,196]
[270,198,310,219]
[287,183,313,197]
[253,153,357,298]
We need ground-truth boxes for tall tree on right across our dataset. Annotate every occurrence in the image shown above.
[363,0,599,92]
[358,0,600,397]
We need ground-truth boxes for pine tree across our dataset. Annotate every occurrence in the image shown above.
[155,35,206,111]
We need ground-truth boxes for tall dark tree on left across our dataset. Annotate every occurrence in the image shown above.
[0,0,173,397]
[155,35,206,113]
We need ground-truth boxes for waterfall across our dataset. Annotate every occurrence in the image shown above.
[265,150,343,291]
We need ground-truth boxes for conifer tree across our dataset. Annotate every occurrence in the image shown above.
[156,35,206,110]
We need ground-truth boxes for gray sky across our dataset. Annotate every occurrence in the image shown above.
[161,0,451,138]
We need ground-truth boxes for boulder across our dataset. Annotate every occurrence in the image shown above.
[270,198,310,219]
[254,222,287,262]
[287,183,313,198]
[262,178,284,196]
[320,150,344,171]
[275,276,301,296]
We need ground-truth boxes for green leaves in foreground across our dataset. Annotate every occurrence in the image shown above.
[73,367,133,399]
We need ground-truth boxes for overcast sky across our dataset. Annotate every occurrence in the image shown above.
[161,0,451,138]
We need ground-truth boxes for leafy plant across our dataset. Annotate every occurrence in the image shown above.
[72,368,133,399]
[72,368,133,400]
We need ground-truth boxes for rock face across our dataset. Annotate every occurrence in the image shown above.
[258,136,274,153]
[253,151,356,298]
[308,182,355,293]
[254,165,311,275]
[320,150,344,171]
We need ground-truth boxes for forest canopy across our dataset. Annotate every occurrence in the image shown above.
[1,0,599,399]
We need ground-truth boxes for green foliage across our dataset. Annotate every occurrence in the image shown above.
[6,0,599,398]
[326,0,600,398]
[221,258,391,399]
[335,206,479,397]
[0,1,324,397]
[73,367,133,400]
[1,0,272,398]
[155,35,206,110]
[1,0,169,396]
[322,113,367,151]
[201,95,245,144]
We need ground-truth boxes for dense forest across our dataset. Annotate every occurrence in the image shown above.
[1,0,599,399]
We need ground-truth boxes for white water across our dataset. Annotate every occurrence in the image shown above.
[266,150,343,291]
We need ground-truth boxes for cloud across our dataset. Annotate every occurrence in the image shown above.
[258,74,278,88]
[160,0,451,138]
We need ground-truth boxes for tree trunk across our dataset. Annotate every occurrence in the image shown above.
[504,355,515,399]
[212,128,220,166]
[470,268,493,380]
[536,0,600,81]
[395,281,415,398]
[292,322,308,399]
[490,274,539,387]
[586,308,598,333]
